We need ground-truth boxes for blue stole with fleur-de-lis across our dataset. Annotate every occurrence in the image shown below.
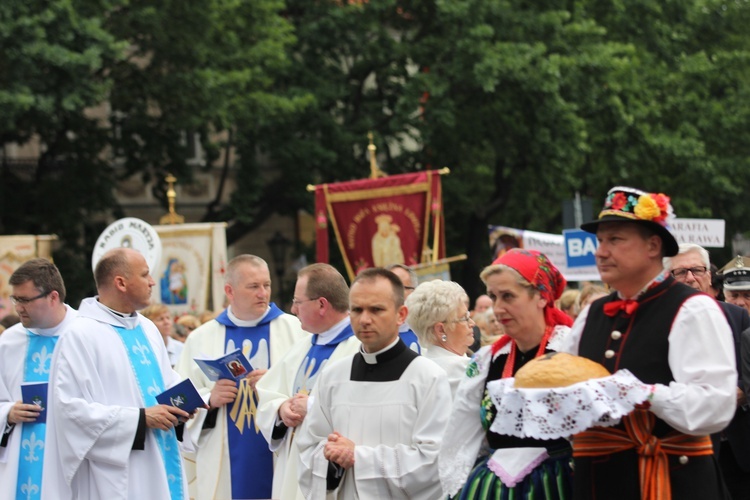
[112,324,184,500]
[15,332,57,500]
[219,304,283,499]
[293,324,354,395]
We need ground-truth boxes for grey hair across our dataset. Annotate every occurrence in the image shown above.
[386,263,418,287]
[405,280,468,347]
[663,243,710,270]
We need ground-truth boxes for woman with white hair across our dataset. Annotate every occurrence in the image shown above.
[405,280,475,397]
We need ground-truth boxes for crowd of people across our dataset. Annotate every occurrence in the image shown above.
[1,184,749,499]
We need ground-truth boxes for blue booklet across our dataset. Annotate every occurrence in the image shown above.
[155,378,205,413]
[21,382,48,424]
[193,348,253,382]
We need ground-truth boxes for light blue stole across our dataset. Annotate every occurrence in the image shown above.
[113,324,184,500]
[15,332,57,500]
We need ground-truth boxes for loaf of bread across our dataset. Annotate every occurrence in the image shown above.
[513,352,610,388]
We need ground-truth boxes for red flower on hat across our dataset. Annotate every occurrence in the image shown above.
[650,193,670,223]
[611,192,627,210]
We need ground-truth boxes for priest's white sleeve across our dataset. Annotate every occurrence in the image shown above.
[256,347,298,451]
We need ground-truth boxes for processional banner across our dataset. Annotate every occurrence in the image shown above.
[315,170,445,281]
[153,223,228,316]
[0,235,57,320]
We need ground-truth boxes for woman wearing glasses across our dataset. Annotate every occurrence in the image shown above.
[439,249,574,499]
[405,280,474,398]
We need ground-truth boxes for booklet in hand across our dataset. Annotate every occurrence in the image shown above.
[193,348,253,382]
[21,382,48,424]
[156,378,205,413]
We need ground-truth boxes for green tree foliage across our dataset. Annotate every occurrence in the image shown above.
[0,0,302,302]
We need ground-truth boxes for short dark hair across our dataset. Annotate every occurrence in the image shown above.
[94,248,130,290]
[298,263,350,313]
[352,268,405,307]
[9,258,66,302]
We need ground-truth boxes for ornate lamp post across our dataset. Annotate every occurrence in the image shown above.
[266,231,291,302]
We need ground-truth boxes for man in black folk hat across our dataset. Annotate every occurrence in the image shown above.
[561,186,737,500]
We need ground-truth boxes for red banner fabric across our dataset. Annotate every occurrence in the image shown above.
[314,170,445,280]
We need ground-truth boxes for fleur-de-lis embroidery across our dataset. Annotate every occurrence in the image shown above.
[132,339,152,365]
[20,476,39,500]
[147,378,161,398]
[22,432,44,462]
[32,345,52,375]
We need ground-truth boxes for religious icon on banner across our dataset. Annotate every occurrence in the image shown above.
[371,214,405,267]
[161,257,189,305]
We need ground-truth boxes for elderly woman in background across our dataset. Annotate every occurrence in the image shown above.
[473,309,504,347]
[141,303,183,367]
[405,280,475,397]
[439,249,574,499]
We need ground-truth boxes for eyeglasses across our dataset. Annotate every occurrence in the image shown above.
[10,290,51,305]
[670,266,708,280]
[291,297,319,306]
[450,312,472,324]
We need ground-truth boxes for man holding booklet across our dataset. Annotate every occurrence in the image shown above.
[176,254,307,500]
[0,258,77,500]
[42,247,193,500]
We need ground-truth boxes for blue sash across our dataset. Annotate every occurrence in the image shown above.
[113,324,184,500]
[16,332,57,500]
[293,324,354,394]
[400,327,421,354]
[219,304,283,499]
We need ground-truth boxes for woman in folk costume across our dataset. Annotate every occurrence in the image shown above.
[439,248,574,499]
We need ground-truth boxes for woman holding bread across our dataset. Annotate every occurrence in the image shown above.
[405,279,475,398]
[439,248,574,499]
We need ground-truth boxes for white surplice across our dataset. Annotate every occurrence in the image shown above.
[174,307,307,500]
[256,318,361,500]
[296,341,451,500]
[0,305,77,500]
[41,297,186,500]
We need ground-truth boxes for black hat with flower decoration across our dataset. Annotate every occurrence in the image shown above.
[580,186,678,257]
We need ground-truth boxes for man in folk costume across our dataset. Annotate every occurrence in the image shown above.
[42,247,192,500]
[561,187,737,499]
[175,254,306,499]
[0,259,77,500]
[256,263,361,500]
[296,267,451,499]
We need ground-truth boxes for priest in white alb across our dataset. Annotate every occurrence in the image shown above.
[257,263,361,500]
[175,254,307,499]
[42,248,192,500]
[0,259,77,500]
[296,268,451,499]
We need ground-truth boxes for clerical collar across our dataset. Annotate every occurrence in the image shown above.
[360,337,401,365]
[96,297,136,318]
[398,322,411,333]
[616,269,670,300]
[315,316,351,345]
[227,305,269,327]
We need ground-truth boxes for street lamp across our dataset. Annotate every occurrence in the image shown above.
[266,231,291,301]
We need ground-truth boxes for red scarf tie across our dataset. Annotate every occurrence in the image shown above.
[603,299,639,317]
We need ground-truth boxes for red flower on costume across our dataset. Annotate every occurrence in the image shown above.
[650,193,670,223]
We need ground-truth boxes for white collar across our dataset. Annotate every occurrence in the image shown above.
[315,316,351,345]
[227,305,269,327]
[361,337,400,365]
